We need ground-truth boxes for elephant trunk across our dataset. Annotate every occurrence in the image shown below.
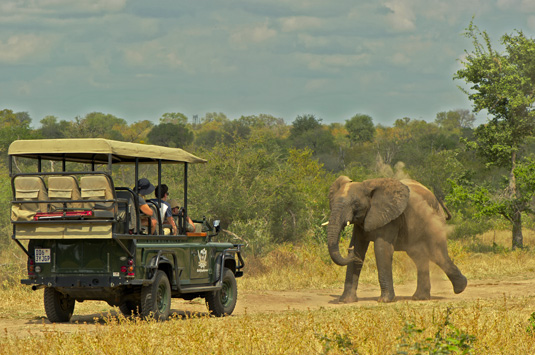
[327,208,358,266]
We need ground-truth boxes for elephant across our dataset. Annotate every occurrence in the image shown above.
[327,176,467,303]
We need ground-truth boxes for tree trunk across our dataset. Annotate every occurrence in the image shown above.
[512,210,523,250]
[508,151,523,249]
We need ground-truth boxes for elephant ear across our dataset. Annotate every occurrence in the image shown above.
[329,176,352,208]
[363,178,410,232]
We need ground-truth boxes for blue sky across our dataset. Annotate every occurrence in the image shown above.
[1,0,535,127]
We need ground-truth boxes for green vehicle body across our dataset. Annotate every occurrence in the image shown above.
[8,139,244,322]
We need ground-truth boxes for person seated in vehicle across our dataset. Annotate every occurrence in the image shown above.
[150,184,178,235]
[169,198,195,233]
[136,178,157,234]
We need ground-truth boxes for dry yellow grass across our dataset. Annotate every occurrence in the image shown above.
[2,228,535,353]
[0,297,535,354]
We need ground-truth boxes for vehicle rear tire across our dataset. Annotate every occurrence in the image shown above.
[44,287,75,323]
[141,270,171,320]
[206,268,237,317]
[119,299,142,316]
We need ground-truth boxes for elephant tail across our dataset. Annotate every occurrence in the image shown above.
[436,197,452,221]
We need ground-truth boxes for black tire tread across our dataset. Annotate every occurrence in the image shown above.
[119,299,142,316]
[206,268,237,317]
[141,270,171,320]
[44,287,75,323]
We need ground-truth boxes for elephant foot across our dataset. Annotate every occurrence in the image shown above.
[377,292,395,303]
[453,275,468,294]
[339,293,358,303]
[411,291,431,301]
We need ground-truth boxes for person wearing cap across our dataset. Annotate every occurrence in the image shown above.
[137,178,157,234]
[150,184,177,235]
[169,198,195,233]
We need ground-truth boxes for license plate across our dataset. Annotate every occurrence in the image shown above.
[35,248,51,263]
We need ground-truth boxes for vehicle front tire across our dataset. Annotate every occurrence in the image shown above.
[44,287,75,323]
[141,270,171,320]
[206,268,237,317]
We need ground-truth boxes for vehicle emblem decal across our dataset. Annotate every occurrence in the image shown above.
[197,248,208,271]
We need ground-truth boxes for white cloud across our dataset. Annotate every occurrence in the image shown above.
[0,34,54,63]
[280,16,324,32]
[390,52,411,66]
[230,21,277,49]
[122,40,178,69]
[296,33,335,50]
[383,1,416,32]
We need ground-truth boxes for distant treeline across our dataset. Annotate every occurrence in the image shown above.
[0,108,533,253]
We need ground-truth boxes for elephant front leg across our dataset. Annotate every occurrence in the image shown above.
[374,237,395,303]
[340,238,369,303]
[406,248,431,300]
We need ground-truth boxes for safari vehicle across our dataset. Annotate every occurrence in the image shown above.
[8,138,244,322]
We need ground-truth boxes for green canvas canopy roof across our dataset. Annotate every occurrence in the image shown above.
[8,138,207,164]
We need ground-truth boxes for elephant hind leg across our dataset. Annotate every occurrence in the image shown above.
[406,248,431,300]
[429,239,467,294]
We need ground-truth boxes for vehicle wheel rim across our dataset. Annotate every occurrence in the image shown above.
[157,283,169,312]
[221,281,232,306]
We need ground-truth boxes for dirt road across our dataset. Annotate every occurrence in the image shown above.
[1,277,534,335]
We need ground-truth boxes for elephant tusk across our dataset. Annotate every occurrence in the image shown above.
[321,221,329,226]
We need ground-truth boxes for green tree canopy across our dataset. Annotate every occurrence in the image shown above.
[39,116,71,139]
[435,109,476,133]
[160,112,188,125]
[345,114,375,145]
[147,122,194,148]
[0,109,35,153]
[289,114,335,155]
[454,21,535,249]
[70,112,128,140]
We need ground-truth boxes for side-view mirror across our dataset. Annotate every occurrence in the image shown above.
[213,220,221,233]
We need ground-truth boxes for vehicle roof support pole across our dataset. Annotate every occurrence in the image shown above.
[135,157,139,233]
[38,157,42,173]
[108,154,112,175]
[184,163,188,232]
[158,159,163,235]
[135,158,139,191]
[62,154,66,172]
[91,154,96,171]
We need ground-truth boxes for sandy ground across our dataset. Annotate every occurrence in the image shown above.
[1,277,534,336]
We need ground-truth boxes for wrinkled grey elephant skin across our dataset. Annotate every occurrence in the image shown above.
[327,176,467,303]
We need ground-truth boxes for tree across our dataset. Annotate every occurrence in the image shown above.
[454,22,535,249]
[147,122,194,148]
[0,109,34,153]
[69,112,128,140]
[345,114,375,145]
[435,109,476,134]
[289,114,336,155]
[122,120,154,143]
[290,114,322,137]
[160,112,188,125]
[39,116,70,139]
